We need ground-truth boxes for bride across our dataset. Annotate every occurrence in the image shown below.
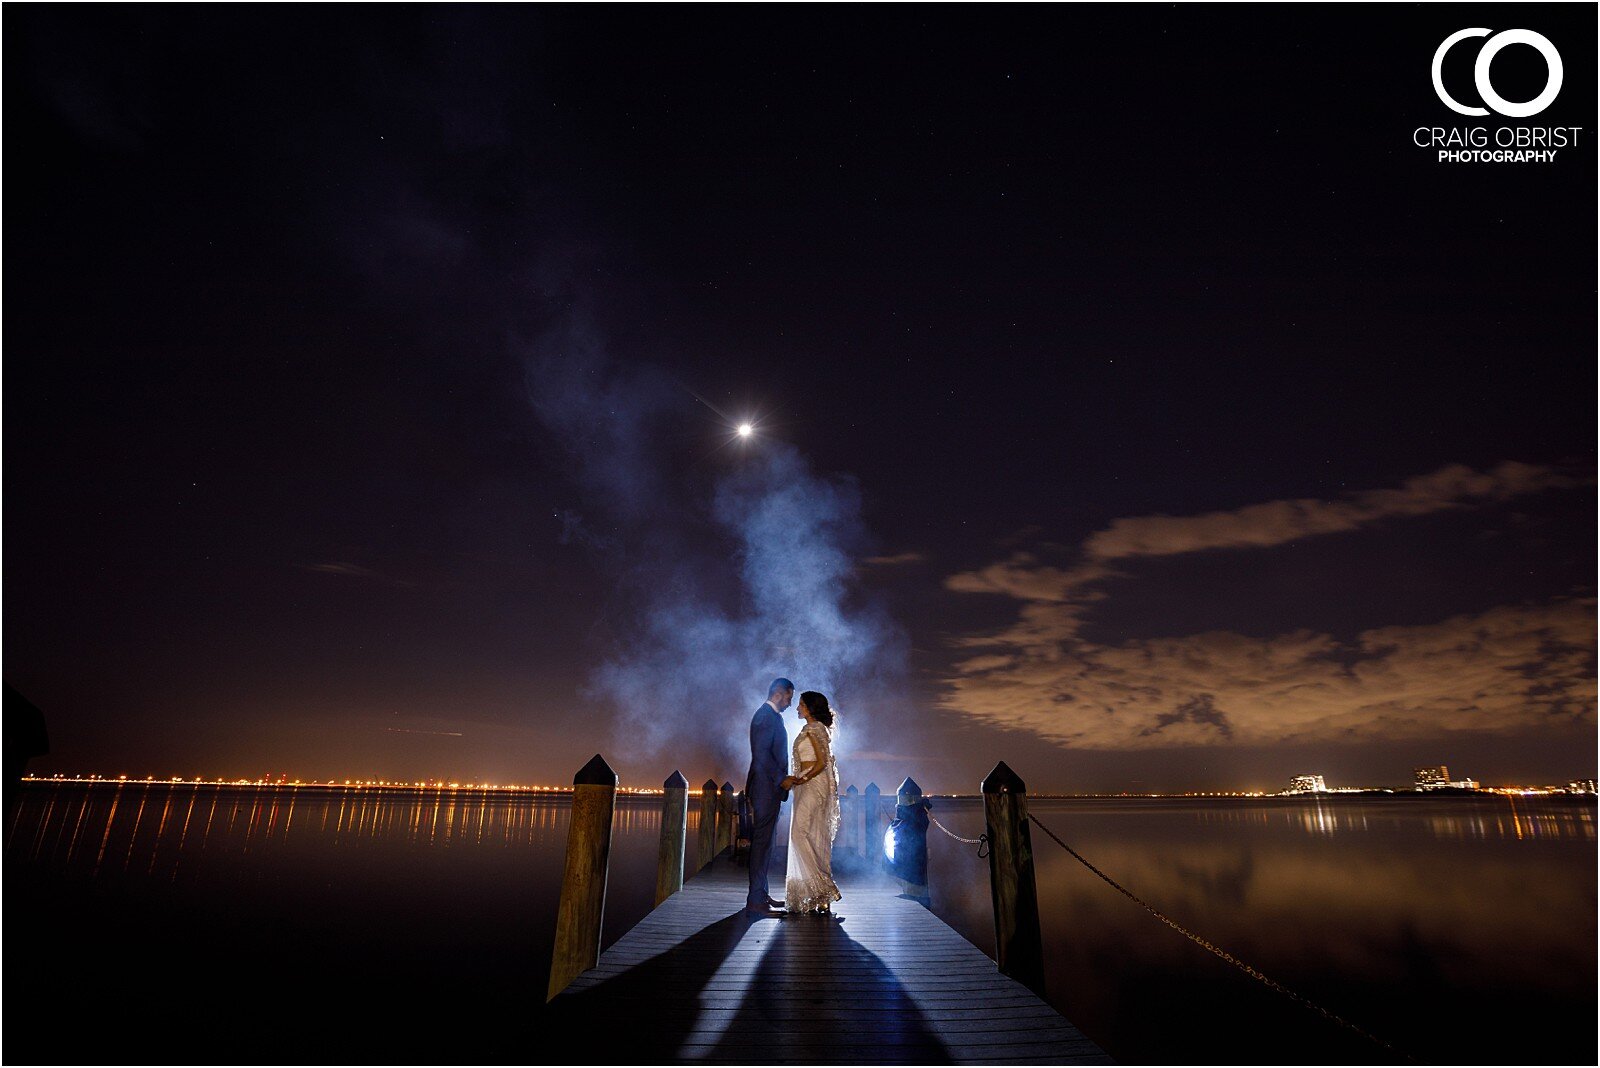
[780,690,842,915]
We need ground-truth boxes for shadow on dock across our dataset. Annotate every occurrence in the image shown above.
[535,857,1108,1064]
[545,907,952,1063]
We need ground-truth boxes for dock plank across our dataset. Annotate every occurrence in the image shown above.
[542,857,1112,1064]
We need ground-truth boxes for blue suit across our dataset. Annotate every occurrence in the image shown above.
[745,700,788,907]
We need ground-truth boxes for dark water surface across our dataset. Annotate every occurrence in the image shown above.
[5,785,1593,1064]
[925,796,1596,1065]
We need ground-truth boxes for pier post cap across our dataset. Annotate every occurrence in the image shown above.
[702,778,719,792]
[573,754,618,787]
[663,770,688,790]
[896,776,922,802]
[864,782,880,795]
[845,784,859,795]
[981,761,1026,795]
[720,781,734,793]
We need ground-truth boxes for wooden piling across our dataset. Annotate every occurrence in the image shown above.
[864,782,883,861]
[547,754,618,1001]
[718,781,734,854]
[982,761,1045,995]
[842,784,860,857]
[654,771,688,907]
[892,775,931,904]
[697,779,718,870]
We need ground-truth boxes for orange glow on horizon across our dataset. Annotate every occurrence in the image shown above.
[16,774,672,795]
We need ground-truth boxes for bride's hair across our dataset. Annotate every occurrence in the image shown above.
[800,690,835,727]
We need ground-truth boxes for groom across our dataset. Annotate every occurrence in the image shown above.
[744,677,792,917]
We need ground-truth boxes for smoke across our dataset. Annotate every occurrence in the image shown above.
[523,309,908,776]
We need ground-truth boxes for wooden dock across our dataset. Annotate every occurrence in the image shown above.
[543,856,1111,1064]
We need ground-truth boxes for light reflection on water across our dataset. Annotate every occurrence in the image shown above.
[5,786,1594,1064]
[922,795,1596,1064]
[1179,793,1597,841]
[5,781,684,1065]
[7,784,699,882]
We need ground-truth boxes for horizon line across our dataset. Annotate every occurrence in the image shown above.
[18,773,1597,799]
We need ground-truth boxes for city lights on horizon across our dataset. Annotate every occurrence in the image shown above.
[16,773,668,795]
[16,772,1597,798]
[1277,766,1597,798]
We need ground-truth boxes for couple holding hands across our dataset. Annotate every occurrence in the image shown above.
[743,678,841,919]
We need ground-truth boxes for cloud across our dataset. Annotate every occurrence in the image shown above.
[1084,461,1579,561]
[938,460,1595,749]
[1142,692,1233,740]
[861,551,930,567]
[944,554,1118,603]
[941,555,1121,650]
[941,597,1596,748]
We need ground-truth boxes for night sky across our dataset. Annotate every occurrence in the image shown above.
[6,6,1595,793]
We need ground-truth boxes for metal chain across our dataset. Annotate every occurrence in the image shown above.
[927,813,989,857]
[928,812,984,845]
[1027,812,1408,1060]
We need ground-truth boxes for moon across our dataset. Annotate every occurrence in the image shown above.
[737,423,753,438]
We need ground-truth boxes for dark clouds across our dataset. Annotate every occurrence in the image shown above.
[1083,461,1583,561]
[941,463,1595,752]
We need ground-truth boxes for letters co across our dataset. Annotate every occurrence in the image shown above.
[1432,28,1563,118]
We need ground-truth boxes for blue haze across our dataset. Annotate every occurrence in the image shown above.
[524,310,909,773]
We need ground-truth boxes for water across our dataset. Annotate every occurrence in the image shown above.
[3,784,670,1063]
[5,785,1593,1064]
[923,795,1596,1065]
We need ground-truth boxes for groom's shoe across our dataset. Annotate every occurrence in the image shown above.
[765,896,785,909]
[743,903,785,918]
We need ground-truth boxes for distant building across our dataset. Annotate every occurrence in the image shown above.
[1568,779,1597,795]
[1285,774,1328,794]
[1415,766,1449,789]
[1415,765,1478,790]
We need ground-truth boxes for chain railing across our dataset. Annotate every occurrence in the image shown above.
[928,811,987,854]
[1024,811,1407,1059]
[921,799,1408,1060]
